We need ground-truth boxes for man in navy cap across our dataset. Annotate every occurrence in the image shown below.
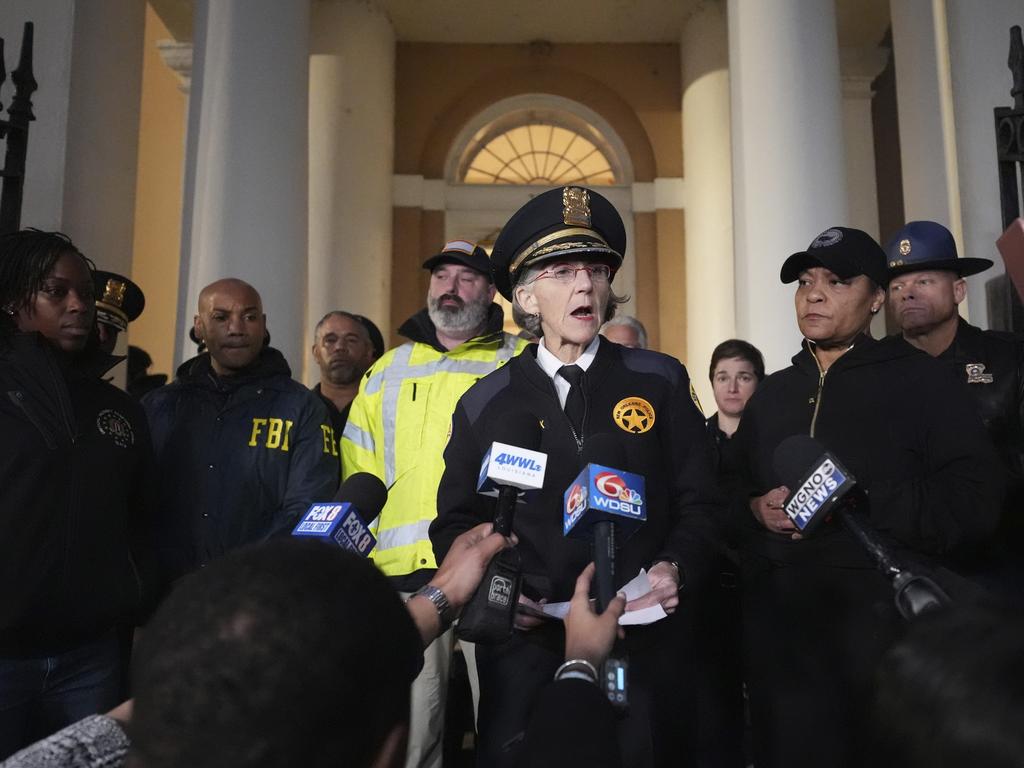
[886,220,1024,598]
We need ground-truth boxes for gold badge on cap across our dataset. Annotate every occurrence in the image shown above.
[562,187,591,228]
[613,397,655,434]
[899,239,912,257]
[966,363,994,384]
[102,278,127,308]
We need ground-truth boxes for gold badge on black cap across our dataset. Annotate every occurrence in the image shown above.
[562,187,591,228]
[102,278,127,308]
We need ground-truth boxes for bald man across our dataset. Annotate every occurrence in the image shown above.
[142,279,338,587]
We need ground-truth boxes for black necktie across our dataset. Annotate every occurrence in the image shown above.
[559,364,585,436]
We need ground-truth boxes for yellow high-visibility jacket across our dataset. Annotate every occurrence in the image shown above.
[341,307,526,584]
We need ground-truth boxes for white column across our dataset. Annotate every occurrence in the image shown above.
[179,0,310,372]
[890,0,962,230]
[728,0,849,373]
[307,0,395,383]
[62,0,146,279]
[682,0,734,411]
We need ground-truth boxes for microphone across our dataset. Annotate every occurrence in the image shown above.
[456,418,547,644]
[291,472,387,557]
[773,435,949,619]
[564,435,646,611]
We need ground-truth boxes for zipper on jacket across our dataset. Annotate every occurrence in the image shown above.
[7,390,57,449]
[412,382,417,401]
[809,354,827,438]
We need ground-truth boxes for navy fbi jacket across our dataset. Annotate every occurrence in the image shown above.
[143,347,339,584]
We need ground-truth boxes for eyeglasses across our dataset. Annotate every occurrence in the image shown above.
[528,263,614,285]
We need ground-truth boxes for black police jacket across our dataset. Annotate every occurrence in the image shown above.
[0,333,156,654]
[142,347,338,584]
[431,338,720,604]
[935,320,1024,541]
[733,333,1002,569]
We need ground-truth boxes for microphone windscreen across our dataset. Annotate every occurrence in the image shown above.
[495,416,543,452]
[582,432,627,469]
[334,472,388,518]
[773,434,827,489]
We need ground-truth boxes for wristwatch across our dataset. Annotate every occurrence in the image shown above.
[411,584,455,633]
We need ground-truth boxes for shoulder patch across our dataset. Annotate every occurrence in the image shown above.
[689,382,704,416]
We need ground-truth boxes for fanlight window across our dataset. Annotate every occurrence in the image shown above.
[461,124,616,186]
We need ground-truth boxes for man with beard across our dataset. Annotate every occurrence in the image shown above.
[311,311,381,463]
[143,278,338,587]
[342,240,526,768]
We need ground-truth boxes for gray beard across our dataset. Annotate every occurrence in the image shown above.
[428,295,490,336]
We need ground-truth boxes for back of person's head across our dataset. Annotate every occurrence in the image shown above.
[0,229,91,339]
[708,338,766,382]
[128,539,422,768]
[869,603,1024,768]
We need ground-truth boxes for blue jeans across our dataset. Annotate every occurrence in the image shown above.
[0,631,122,760]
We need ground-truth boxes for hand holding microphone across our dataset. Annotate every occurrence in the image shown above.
[772,435,949,619]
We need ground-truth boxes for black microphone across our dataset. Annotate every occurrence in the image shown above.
[456,417,547,644]
[291,472,387,557]
[564,435,646,611]
[563,434,646,711]
[773,435,949,619]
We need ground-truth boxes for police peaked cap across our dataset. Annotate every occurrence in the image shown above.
[93,270,145,332]
[884,220,993,278]
[490,186,626,301]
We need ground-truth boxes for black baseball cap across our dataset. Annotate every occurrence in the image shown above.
[422,240,493,281]
[780,227,889,287]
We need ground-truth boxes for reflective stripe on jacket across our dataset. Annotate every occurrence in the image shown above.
[342,330,526,577]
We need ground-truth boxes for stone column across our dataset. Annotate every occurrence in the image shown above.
[178,0,310,372]
[728,0,849,373]
[682,0,734,409]
[307,0,395,382]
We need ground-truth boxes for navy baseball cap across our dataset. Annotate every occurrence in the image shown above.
[780,227,889,287]
[422,240,494,281]
[884,221,992,278]
[490,186,626,301]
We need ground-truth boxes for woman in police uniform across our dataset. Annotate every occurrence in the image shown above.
[430,186,720,768]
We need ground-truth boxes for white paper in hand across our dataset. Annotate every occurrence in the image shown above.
[540,568,669,626]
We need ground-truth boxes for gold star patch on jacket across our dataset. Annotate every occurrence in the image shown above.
[613,397,655,434]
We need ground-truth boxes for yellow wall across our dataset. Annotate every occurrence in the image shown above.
[129,3,186,379]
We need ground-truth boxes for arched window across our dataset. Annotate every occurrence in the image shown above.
[451,99,627,186]
[462,123,616,185]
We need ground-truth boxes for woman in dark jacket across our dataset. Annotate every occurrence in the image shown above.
[431,187,719,768]
[733,227,1001,768]
[0,231,155,759]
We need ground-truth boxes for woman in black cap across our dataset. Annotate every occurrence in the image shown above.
[430,186,719,768]
[732,227,1002,768]
[0,230,155,758]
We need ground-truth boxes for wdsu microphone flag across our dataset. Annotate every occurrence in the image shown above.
[564,464,647,539]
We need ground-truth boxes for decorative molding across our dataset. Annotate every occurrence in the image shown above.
[156,40,193,94]
[632,179,685,212]
[840,45,889,100]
